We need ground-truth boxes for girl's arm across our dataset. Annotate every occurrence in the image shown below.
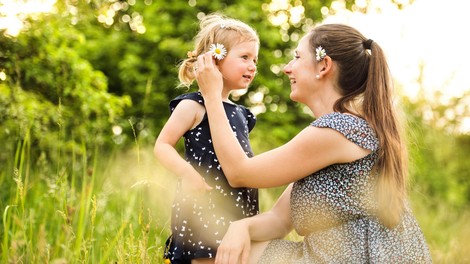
[215,184,294,264]
[196,52,370,188]
[154,99,212,193]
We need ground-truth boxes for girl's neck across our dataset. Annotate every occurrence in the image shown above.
[221,88,231,102]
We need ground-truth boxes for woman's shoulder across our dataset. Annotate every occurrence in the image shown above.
[312,112,363,125]
[312,112,378,150]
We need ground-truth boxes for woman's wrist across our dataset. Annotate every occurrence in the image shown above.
[202,94,224,111]
[200,90,222,103]
[232,218,251,235]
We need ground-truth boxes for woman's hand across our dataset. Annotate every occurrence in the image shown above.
[195,52,224,101]
[215,220,251,264]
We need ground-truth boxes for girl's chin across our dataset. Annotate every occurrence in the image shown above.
[235,85,250,90]
[230,87,249,93]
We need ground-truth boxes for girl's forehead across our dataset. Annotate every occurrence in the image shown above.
[229,41,259,51]
[232,40,258,47]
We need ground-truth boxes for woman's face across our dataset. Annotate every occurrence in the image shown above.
[283,33,317,103]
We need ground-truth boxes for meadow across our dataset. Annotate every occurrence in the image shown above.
[2,137,469,263]
[2,0,469,263]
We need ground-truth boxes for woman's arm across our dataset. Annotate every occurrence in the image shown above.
[154,99,212,193]
[215,184,294,264]
[246,183,293,241]
[196,52,370,188]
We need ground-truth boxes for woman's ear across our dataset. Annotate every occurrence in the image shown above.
[321,56,332,72]
[317,55,333,78]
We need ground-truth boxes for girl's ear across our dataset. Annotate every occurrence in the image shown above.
[215,56,223,67]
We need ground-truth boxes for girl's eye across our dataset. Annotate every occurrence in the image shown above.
[242,55,249,59]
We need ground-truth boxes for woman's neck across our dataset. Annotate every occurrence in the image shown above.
[308,88,340,118]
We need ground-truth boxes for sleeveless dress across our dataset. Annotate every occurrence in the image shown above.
[164,92,259,263]
[258,112,432,264]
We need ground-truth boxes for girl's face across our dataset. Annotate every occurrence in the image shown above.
[283,33,317,103]
[218,41,258,91]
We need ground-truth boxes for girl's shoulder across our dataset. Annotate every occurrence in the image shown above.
[169,92,204,112]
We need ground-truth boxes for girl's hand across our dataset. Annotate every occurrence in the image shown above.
[215,220,251,264]
[195,52,224,101]
[181,173,212,196]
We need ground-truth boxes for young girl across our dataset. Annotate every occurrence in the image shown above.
[154,13,260,264]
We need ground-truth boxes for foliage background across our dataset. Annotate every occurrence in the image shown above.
[1,0,469,263]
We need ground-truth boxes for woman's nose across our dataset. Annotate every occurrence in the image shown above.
[284,60,293,74]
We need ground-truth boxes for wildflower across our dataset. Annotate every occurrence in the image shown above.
[209,43,227,60]
[315,46,326,61]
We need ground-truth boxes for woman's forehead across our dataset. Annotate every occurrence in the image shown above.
[296,34,311,52]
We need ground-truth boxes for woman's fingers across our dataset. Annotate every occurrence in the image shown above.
[195,52,223,100]
[195,52,214,73]
[215,223,251,264]
[241,244,250,264]
[215,245,244,264]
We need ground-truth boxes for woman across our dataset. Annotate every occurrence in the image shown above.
[195,23,432,263]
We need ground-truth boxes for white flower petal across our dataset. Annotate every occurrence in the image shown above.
[209,43,227,60]
[315,46,326,61]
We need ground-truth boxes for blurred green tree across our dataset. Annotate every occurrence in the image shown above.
[0,13,131,165]
[4,0,466,202]
[59,0,337,148]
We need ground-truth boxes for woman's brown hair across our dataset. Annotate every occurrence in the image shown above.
[309,24,408,228]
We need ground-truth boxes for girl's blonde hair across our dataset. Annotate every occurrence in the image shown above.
[178,13,259,87]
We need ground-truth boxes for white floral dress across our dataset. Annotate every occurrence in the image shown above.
[164,92,259,263]
[258,112,432,264]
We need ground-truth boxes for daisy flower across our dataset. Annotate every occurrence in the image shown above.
[209,43,227,60]
[315,46,326,61]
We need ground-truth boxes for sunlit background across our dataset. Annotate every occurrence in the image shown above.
[1,1,469,262]
[1,0,468,133]
[324,0,470,133]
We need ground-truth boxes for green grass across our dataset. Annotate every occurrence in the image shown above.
[1,142,469,263]
[1,138,173,263]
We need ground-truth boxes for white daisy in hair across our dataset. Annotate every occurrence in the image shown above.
[209,43,227,60]
[315,46,326,61]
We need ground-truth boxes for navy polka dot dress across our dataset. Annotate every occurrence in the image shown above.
[164,92,259,263]
[258,113,432,264]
